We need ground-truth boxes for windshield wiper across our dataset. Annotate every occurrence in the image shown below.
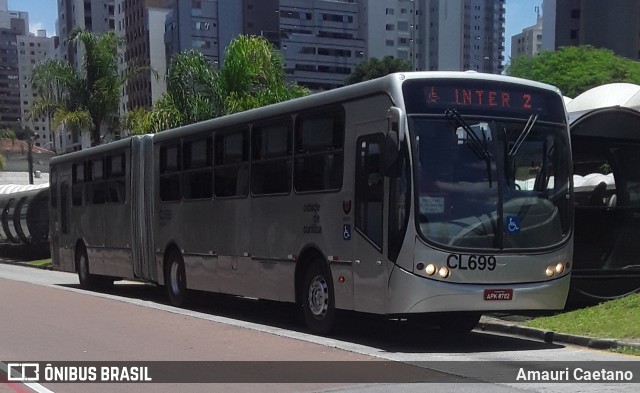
[508,114,538,158]
[445,108,493,187]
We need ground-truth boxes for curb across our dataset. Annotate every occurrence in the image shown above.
[479,316,640,350]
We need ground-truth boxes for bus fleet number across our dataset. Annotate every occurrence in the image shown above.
[446,254,497,271]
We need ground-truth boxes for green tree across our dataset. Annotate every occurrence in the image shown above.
[0,128,16,170]
[506,46,640,97]
[28,59,78,151]
[30,29,127,147]
[142,35,309,133]
[345,56,412,85]
[218,35,308,114]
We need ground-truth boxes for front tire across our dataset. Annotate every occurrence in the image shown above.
[301,261,336,335]
[165,250,187,307]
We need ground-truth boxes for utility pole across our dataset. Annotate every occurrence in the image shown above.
[27,133,36,184]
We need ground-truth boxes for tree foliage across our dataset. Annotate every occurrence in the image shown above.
[0,128,16,170]
[136,35,309,134]
[506,46,640,98]
[30,29,133,147]
[345,56,412,85]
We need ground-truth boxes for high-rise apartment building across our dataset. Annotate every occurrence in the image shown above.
[511,15,543,59]
[17,30,56,149]
[116,0,172,111]
[419,0,504,73]
[0,4,27,137]
[363,0,420,70]
[542,0,640,60]
[164,0,243,67]
[57,0,116,66]
[278,0,365,90]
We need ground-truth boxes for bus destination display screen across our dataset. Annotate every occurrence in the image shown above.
[402,79,566,123]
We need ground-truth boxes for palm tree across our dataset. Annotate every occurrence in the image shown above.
[28,59,77,152]
[218,35,308,114]
[144,35,309,133]
[29,29,125,147]
[68,29,123,146]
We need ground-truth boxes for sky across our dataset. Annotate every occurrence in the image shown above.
[8,0,542,64]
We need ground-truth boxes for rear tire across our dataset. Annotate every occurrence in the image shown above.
[165,250,187,307]
[301,261,336,335]
[76,245,96,289]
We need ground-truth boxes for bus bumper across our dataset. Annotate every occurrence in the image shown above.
[387,266,570,314]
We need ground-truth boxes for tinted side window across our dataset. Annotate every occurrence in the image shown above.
[60,181,69,234]
[294,107,345,192]
[251,119,292,195]
[160,143,182,202]
[71,163,84,206]
[214,129,249,198]
[89,158,106,204]
[106,153,126,204]
[183,137,213,200]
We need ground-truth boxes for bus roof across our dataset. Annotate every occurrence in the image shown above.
[50,71,563,161]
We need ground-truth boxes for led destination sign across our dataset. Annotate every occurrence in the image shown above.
[402,79,565,123]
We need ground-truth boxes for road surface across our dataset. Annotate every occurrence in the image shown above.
[0,263,637,393]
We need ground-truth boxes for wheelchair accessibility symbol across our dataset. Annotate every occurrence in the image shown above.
[343,224,352,240]
[505,216,521,234]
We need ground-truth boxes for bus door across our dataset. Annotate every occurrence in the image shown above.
[352,123,388,314]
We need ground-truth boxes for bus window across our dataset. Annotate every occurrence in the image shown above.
[106,153,126,204]
[355,134,385,249]
[183,137,213,200]
[160,143,182,202]
[214,129,249,198]
[89,158,106,204]
[294,108,345,192]
[60,181,69,234]
[251,119,292,195]
[72,162,85,207]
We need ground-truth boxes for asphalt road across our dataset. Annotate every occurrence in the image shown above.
[0,263,637,393]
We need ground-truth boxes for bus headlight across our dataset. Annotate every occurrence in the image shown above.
[545,266,555,277]
[425,264,437,276]
[438,266,450,279]
[555,263,565,275]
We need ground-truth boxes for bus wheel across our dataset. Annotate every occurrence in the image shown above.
[438,312,481,333]
[76,245,95,289]
[301,261,336,335]
[165,251,187,307]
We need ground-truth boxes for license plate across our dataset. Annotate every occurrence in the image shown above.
[484,289,513,301]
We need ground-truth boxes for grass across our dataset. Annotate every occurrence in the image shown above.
[28,258,52,268]
[525,293,640,343]
[611,347,640,356]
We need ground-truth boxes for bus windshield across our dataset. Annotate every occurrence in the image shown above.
[410,115,572,250]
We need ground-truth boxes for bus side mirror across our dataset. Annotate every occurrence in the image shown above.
[384,107,404,176]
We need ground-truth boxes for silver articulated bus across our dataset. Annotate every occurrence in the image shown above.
[49,72,574,334]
